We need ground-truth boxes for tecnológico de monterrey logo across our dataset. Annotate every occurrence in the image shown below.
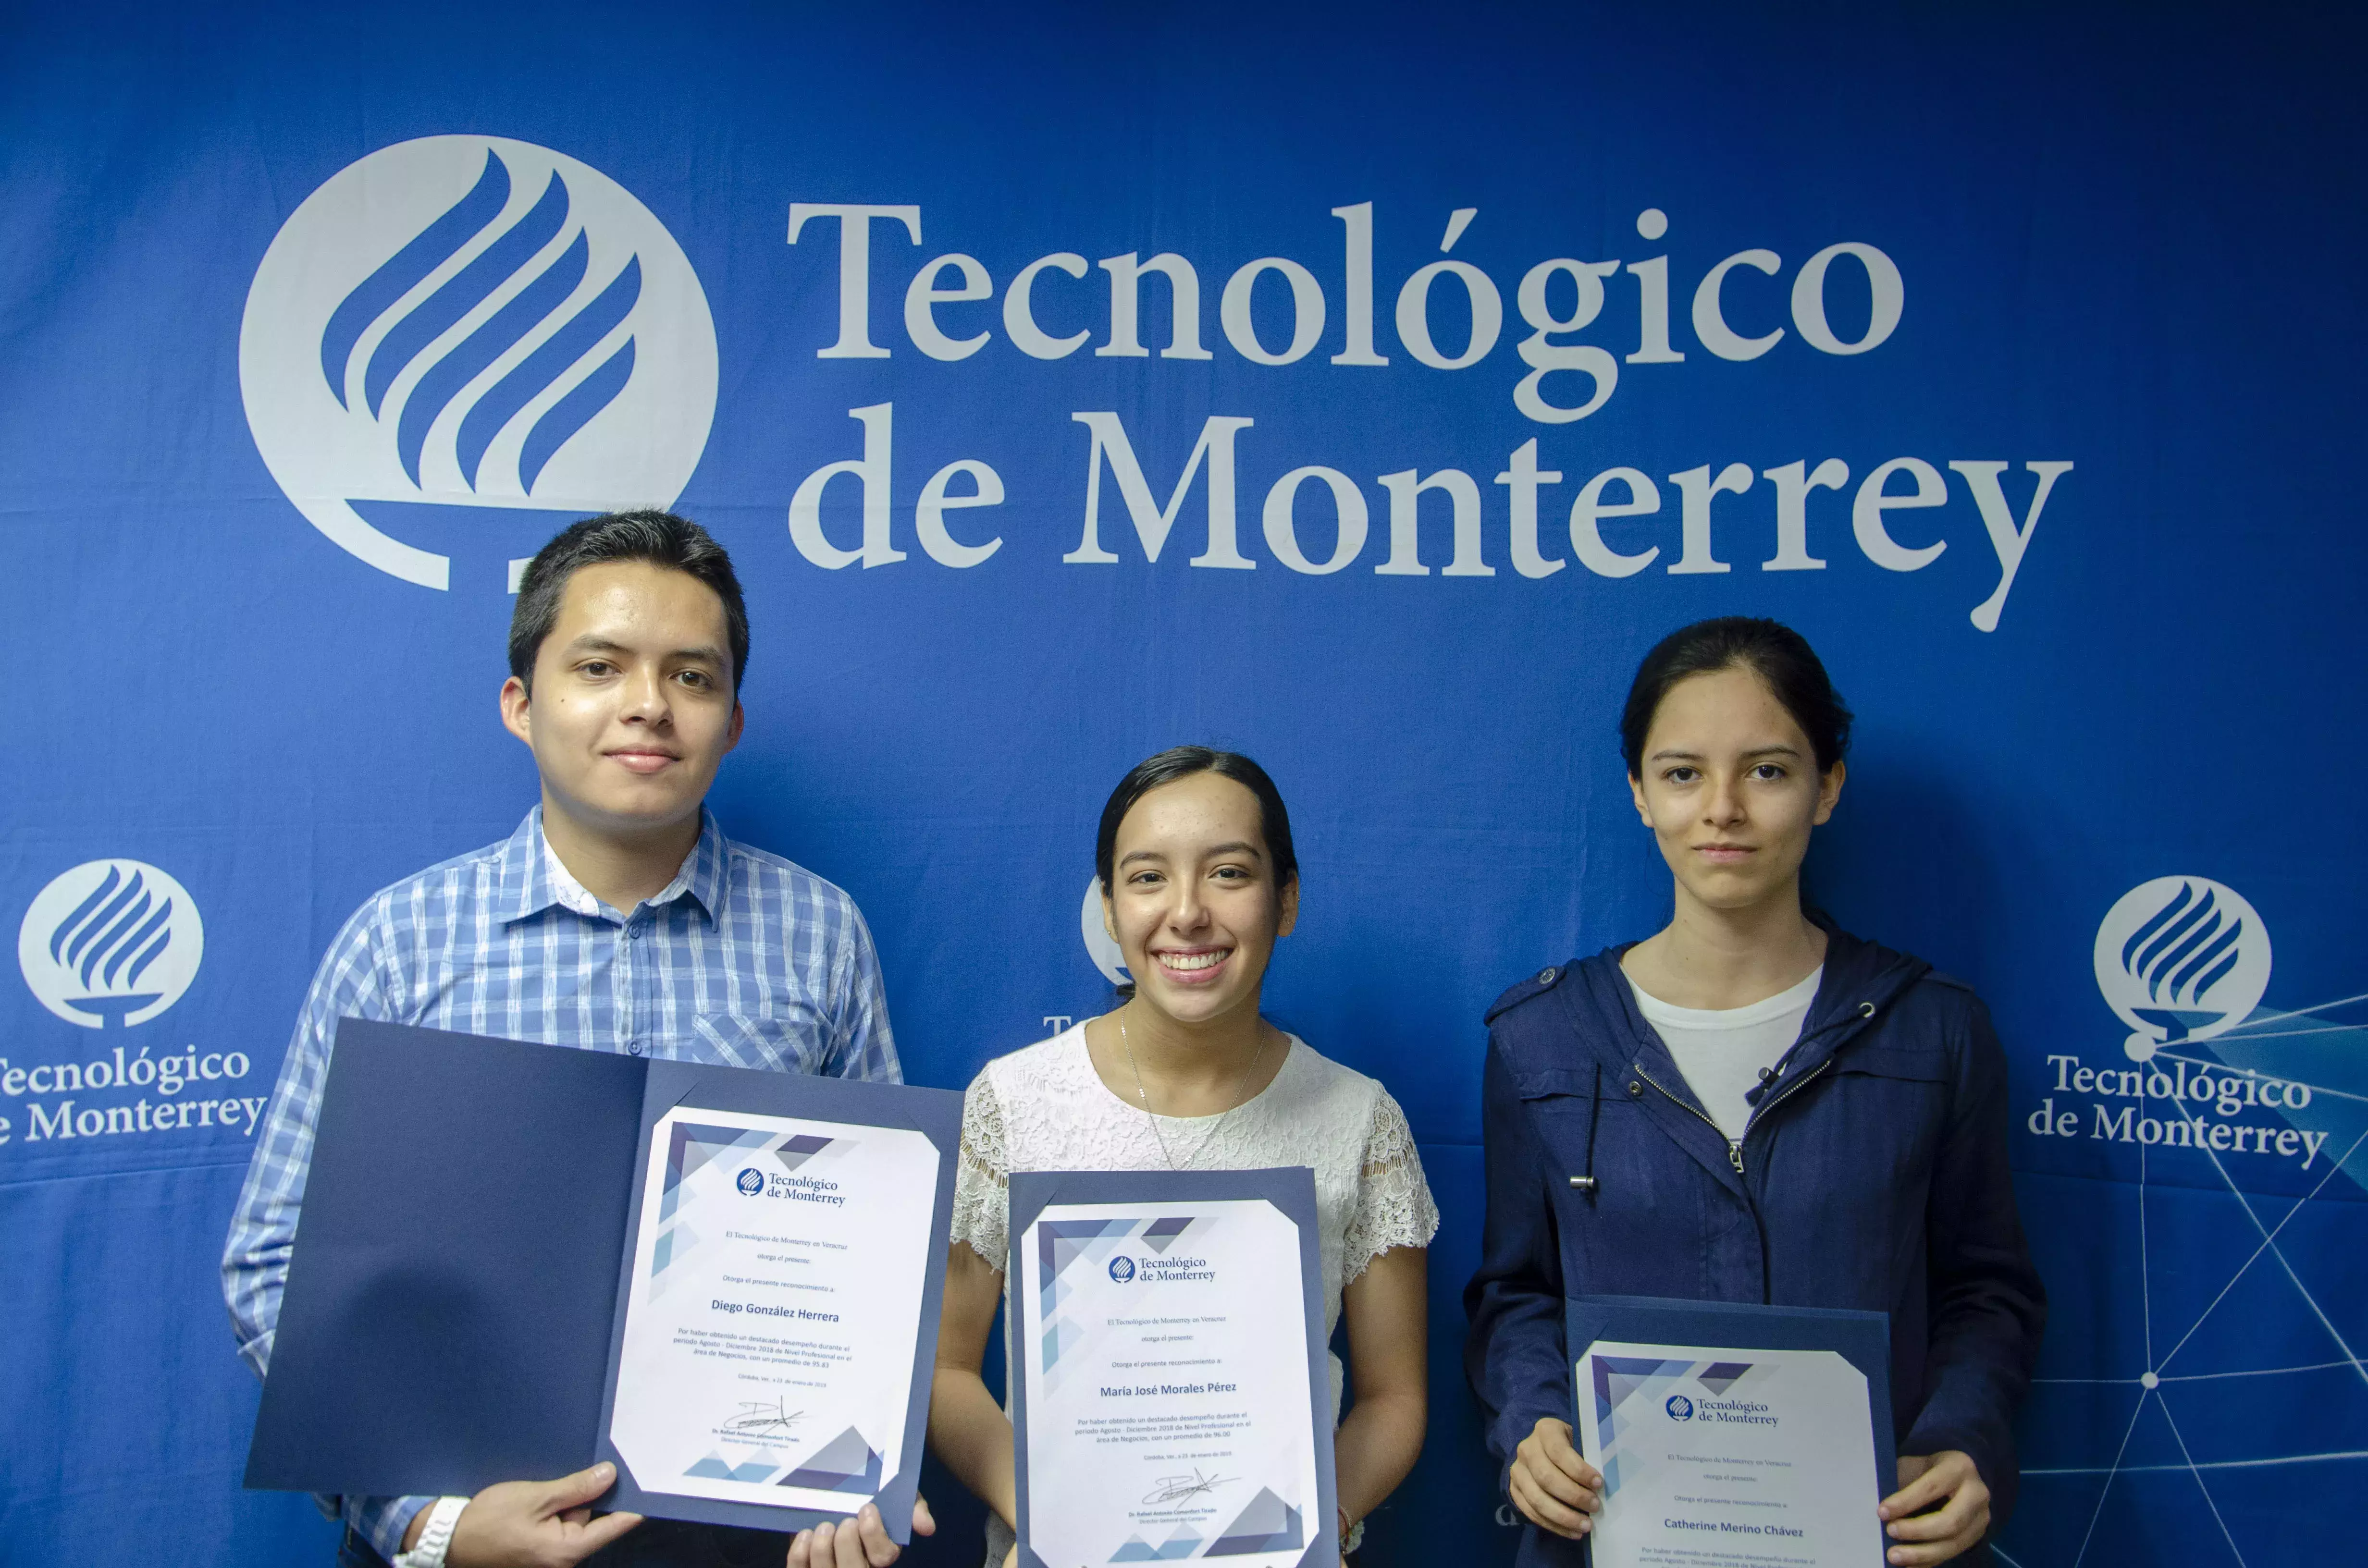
[2094,876,2271,1062]
[18,860,205,1029]
[240,135,717,592]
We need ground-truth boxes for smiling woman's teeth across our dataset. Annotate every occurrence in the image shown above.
[1159,951,1227,971]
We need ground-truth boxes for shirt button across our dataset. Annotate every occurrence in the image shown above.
[1537,967,1557,985]
[628,1042,645,1056]
[628,926,644,941]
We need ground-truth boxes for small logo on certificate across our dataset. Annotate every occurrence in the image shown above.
[1108,1255,1136,1282]
[736,1167,765,1197]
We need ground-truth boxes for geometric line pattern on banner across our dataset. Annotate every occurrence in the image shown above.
[2021,987,2368,1568]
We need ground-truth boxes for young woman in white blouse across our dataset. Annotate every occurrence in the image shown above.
[927,746,1438,1567]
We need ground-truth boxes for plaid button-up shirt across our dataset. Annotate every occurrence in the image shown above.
[222,808,899,1556]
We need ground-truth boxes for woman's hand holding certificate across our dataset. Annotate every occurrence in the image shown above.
[1877,1451,1991,1567]
[1507,1417,1603,1541]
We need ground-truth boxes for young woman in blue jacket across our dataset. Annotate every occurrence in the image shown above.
[1465,618,2044,1568]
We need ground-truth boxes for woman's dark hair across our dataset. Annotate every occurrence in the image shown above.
[1095,747,1300,895]
[509,510,750,693]
[1619,617,1852,775]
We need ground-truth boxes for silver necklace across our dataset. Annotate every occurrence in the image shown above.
[1117,1008,1270,1171]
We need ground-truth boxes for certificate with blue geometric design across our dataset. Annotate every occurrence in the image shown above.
[1010,1170,1337,1568]
[1567,1297,1892,1568]
[247,1024,960,1540]
[607,1103,940,1519]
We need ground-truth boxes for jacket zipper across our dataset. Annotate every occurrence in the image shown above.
[1633,1054,1834,1303]
[1635,1049,1839,1171]
[1631,1061,1742,1169]
[1739,1059,1832,1165]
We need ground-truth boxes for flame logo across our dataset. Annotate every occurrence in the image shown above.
[320,149,642,496]
[240,135,716,590]
[17,859,206,1029]
[2094,875,2272,1055]
[48,865,175,1000]
[2117,880,2246,1008]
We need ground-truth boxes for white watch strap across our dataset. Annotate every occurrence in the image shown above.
[392,1495,469,1568]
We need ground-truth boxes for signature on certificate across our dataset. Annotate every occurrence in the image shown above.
[1142,1468,1234,1505]
[720,1398,806,1440]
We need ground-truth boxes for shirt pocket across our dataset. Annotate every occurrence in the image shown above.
[691,1010,828,1073]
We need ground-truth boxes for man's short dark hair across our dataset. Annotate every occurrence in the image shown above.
[508,511,750,694]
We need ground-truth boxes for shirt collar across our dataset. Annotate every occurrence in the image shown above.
[496,806,728,927]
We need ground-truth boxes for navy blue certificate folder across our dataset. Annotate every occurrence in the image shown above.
[1565,1294,1897,1481]
[243,1017,960,1540]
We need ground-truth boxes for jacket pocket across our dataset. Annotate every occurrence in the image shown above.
[1833,1044,1949,1084]
[1511,1067,1599,1101]
[1509,1066,1606,1185]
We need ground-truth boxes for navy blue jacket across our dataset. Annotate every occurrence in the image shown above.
[1463,922,2044,1561]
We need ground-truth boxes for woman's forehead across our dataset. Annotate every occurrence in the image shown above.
[1649,666,1806,740]
[1117,773,1266,850]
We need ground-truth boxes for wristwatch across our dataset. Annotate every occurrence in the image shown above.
[392,1496,469,1568]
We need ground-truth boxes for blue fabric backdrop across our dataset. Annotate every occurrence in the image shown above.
[4,4,2364,1565]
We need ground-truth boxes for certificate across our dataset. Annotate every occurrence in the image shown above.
[1567,1297,1894,1568]
[604,1104,941,1520]
[241,1020,961,1541]
[1009,1169,1338,1568]
[599,1068,959,1538]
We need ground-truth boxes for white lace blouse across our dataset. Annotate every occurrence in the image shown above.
[951,1022,1439,1561]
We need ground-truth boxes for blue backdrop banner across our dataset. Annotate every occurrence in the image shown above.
[4,4,2364,1566]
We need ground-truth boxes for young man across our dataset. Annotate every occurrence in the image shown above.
[223,512,928,1568]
